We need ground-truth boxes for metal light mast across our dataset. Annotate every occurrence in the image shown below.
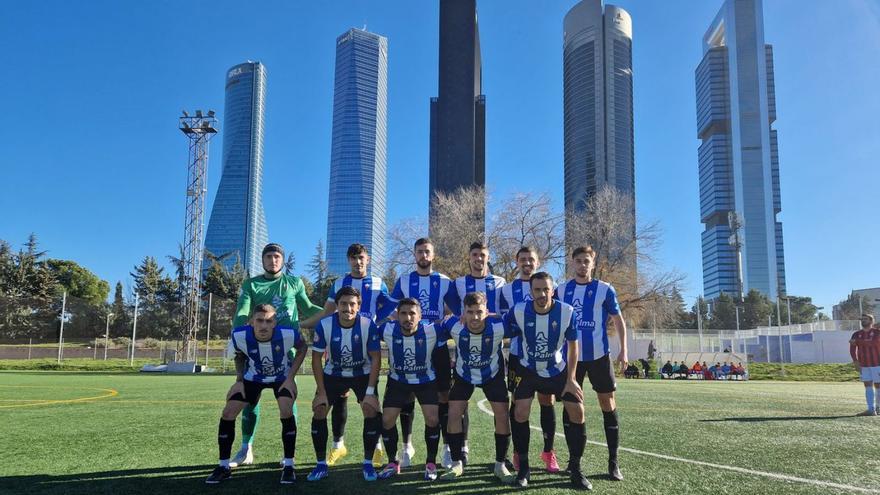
[179,109,218,363]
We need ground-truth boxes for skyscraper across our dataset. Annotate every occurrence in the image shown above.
[326,28,388,276]
[696,0,786,301]
[204,61,269,277]
[563,0,634,233]
[428,0,485,235]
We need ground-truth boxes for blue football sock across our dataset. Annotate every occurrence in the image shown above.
[866,386,875,410]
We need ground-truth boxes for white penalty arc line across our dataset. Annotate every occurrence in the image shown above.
[476,399,879,494]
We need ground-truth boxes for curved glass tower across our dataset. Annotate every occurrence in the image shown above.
[326,29,388,276]
[204,61,269,277]
[563,0,634,223]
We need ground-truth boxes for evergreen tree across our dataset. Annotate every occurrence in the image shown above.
[710,292,737,330]
[742,289,773,329]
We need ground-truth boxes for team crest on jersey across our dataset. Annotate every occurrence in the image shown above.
[353,334,360,341]
[275,345,281,353]
[364,283,371,290]
[588,290,594,298]
[484,336,492,344]
[417,338,424,345]
[313,334,320,343]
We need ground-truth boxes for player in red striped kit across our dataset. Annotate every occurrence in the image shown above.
[849,314,880,416]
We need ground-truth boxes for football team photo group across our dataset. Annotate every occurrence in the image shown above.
[206,238,627,491]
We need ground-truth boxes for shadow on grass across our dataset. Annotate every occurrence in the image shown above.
[699,415,856,423]
[4,463,541,495]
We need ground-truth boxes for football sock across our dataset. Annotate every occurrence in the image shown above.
[363,416,381,460]
[241,403,260,446]
[425,424,441,464]
[331,395,348,443]
[400,401,415,444]
[218,418,236,461]
[540,404,556,452]
[281,417,297,460]
[494,433,510,463]
[382,424,399,462]
[311,418,328,461]
[603,409,620,461]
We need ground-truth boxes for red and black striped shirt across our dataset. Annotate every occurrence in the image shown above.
[850,328,880,367]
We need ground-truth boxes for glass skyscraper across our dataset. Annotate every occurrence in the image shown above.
[325,29,388,277]
[428,0,486,235]
[204,61,269,277]
[563,0,634,231]
[696,0,786,300]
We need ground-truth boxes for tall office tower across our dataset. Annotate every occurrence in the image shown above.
[326,28,389,276]
[428,0,486,239]
[696,0,786,301]
[204,61,269,277]
[563,0,635,243]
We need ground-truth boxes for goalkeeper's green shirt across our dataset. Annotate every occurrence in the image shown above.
[233,274,323,329]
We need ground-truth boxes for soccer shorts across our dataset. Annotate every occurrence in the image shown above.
[512,364,580,403]
[383,378,439,409]
[449,371,508,403]
[229,380,292,407]
[576,354,617,394]
[860,366,880,383]
[322,374,375,403]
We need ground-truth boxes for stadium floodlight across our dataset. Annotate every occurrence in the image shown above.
[182,110,189,117]
[207,110,215,118]
[196,109,203,118]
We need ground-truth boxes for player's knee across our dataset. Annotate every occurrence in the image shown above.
[221,404,240,421]
[514,406,529,423]
[538,394,554,406]
[313,403,329,418]
[360,402,377,418]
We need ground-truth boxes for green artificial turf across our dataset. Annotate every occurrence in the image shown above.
[1,372,877,494]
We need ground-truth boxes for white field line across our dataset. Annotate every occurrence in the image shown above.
[476,399,879,494]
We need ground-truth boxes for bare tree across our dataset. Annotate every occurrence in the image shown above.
[488,191,566,280]
[566,186,685,322]
[428,186,486,277]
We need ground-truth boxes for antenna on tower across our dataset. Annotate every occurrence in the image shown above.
[178,110,218,364]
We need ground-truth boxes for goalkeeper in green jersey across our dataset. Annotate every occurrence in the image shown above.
[228,243,323,467]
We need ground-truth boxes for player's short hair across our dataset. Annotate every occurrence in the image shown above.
[335,286,362,303]
[469,241,488,252]
[397,297,421,312]
[529,271,554,286]
[571,245,596,260]
[516,246,539,259]
[414,238,433,249]
[863,314,875,322]
[252,303,276,317]
[347,243,368,258]
[463,292,487,308]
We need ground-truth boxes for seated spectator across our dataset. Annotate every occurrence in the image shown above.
[704,362,714,380]
[676,363,689,379]
[661,360,674,379]
[721,362,731,378]
[690,361,703,379]
[639,358,652,378]
[624,363,640,379]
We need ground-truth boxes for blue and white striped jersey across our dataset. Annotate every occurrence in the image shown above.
[326,274,395,321]
[555,279,621,362]
[227,325,304,383]
[311,314,381,377]
[503,302,577,378]
[441,316,511,385]
[379,321,444,384]
[449,274,506,316]
[500,279,532,357]
[390,270,456,324]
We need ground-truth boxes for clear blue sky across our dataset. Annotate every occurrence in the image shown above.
[1,0,878,314]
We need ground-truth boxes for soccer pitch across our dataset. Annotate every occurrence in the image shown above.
[1,372,878,494]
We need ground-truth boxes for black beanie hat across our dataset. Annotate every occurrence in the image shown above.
[262,243,284,258]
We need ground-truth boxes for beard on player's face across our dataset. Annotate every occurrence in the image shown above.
[416,258,431,269]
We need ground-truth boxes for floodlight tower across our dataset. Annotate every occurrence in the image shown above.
[179,109,218,363]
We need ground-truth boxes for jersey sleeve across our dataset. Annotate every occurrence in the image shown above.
[445,281,462,317]
[225,337,240,360]
[375,282,397,321]
[389,277,404,302]
[503,308,521,337]
[311,320,327,353]
[325,279,339,305]
[367,322,381,353]
[603,284,621,315]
